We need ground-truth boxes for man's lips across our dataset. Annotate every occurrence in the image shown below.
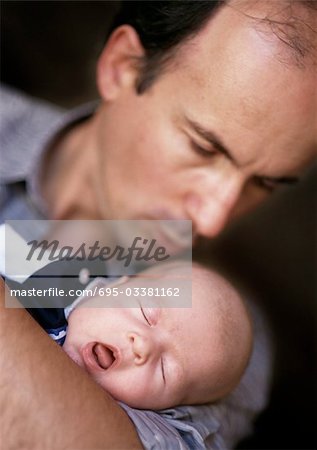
[143,219,194,252]
[81,342,118,372]
[158,221,192,247]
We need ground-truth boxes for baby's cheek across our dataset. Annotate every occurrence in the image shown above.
[97,371,151,407]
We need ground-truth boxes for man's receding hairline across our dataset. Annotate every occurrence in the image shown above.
[228,0,317,69]
[135,0,316,92]
[176,0,317,71]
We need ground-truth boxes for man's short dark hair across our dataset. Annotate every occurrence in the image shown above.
[110,1,316,93]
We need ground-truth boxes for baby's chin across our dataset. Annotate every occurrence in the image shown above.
[104,386,178,410]
[63,343,84,368]
[116,396,175,410]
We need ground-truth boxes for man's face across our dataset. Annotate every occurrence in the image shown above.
[63,272,231,410]
[93,1,316,239]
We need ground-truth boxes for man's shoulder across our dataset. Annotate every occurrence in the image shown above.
[0,84,63,126]
[0,85,64,182]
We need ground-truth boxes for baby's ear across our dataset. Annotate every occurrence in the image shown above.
[97,25,145,101]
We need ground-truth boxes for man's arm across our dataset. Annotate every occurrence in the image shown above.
[0,278,143,449]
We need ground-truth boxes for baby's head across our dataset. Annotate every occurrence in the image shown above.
[63,263,253,410]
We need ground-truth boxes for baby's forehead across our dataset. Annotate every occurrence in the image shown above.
[137,262,234,296]
[191,265,235,301]
[135,262,225,284]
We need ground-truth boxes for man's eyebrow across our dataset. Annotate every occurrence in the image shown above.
[184,115,300,185]
[184,115,237,163]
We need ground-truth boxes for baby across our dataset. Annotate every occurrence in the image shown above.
[62,262,253,410]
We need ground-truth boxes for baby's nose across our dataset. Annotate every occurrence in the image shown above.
[128,332,153,365]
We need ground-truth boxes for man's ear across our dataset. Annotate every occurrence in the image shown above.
[97,25,145,101]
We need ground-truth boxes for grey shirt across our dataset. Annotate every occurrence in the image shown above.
[0,85,273,450]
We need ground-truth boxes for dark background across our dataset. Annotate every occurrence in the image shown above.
[1,1,316,449]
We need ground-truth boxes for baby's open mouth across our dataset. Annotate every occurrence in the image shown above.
[93,343,115,370]
[81,342,116,372]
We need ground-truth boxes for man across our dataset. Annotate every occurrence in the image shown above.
[0,1,316,448]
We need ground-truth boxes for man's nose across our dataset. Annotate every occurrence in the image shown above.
[128,332,154,365]
[185,172,244,238]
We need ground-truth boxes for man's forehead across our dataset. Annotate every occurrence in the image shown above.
[175,3,283,94]
[166,1,316,173]
[178,0,316,70]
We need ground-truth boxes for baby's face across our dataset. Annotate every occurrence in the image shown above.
[63,266,252,409]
